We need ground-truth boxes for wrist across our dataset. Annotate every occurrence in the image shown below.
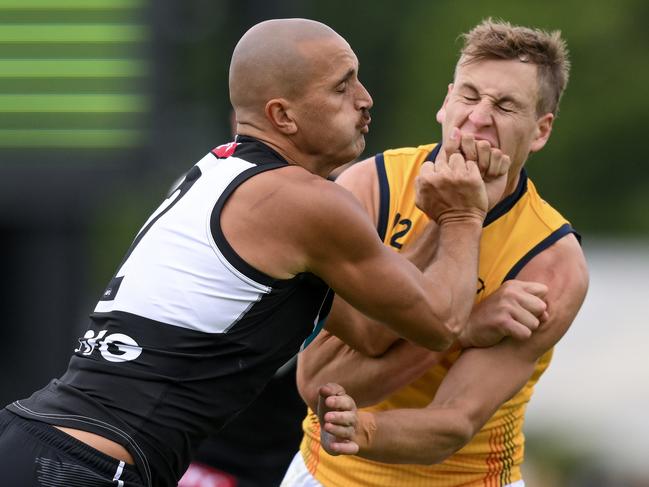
[437,208,485,228]
[355,411,377,453]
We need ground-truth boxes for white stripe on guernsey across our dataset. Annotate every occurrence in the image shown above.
[208,232,272,292]
[204,157,273,293]
[93,154,272,333]
[113,460,125,486]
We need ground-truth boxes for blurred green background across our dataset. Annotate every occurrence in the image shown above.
[0,1,647,486]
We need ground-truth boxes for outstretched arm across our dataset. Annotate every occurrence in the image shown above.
[297,132,495,352]
[323,220,441,356]
[224,138,489,352]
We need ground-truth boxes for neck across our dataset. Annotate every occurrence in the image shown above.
[503,172,521,198]
[237,128,336,178]
[502,160,527,200]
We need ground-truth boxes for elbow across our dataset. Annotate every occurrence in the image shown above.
[420,316,464,352]
[296,368,319,412]
[357,337,396,358]
[417,297,469,352]
[441,415,474,461]
[442,315,466,349]
[422,414,475,465]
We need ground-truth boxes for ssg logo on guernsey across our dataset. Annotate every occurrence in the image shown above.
[75,330,143,363]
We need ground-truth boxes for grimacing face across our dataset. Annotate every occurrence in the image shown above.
[289,35,373,168]
[436,57,554,186]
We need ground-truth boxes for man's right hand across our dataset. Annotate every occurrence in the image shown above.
[415,128,487,225]
[458,280,549,348]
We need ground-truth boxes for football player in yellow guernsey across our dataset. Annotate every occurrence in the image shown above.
[280,19,589,487]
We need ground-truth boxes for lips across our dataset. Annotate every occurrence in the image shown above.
[359,115,371,133]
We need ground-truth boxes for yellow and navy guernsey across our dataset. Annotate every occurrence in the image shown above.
[299,143,579,487]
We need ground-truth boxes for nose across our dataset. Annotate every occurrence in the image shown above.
[468,100,493,128]
[355,81,373,111]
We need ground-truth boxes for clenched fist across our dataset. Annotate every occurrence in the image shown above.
[317,383,359,456]
[415,129,487,225]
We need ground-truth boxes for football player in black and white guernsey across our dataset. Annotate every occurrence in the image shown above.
[0,18,504,487]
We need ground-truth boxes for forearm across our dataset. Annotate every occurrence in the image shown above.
[324,298,400,357]
[298,333,439,410]
[325,221,443,356]
[356,406,473,464]
[354,341,537,465]
[420,220,483,342]
[342,340,440,408]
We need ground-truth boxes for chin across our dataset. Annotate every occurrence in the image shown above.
[355,136,366,155]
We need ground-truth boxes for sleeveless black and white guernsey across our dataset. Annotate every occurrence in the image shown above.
[8,136,333,487]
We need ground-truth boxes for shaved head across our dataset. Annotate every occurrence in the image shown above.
[229,19,343,125]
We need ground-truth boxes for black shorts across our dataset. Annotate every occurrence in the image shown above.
[0,409,145,487]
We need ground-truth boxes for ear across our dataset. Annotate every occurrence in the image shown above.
[529,113,554,153]
[265,99,297,135]
[435,83,453,124]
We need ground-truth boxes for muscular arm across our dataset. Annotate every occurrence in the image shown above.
[323,158,442,356]
[305,178,481,351]
[341,234,589,464]
[306,148,488,350]
[297,158,446,408]
[223,158,485,351]
[298,330,440,411]
[298,276,547,410]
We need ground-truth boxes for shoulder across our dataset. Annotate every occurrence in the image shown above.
[518,233,588,291]
[336,157,378,191]
[251,165,361,223]
[334,158,379,221]
[525,177,574,230]
[258,165,376,239]
[221,164,380,278]
[379,142,438,191]
[382,143,438,160]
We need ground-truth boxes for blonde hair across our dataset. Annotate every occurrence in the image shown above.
[459,18,570,115]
